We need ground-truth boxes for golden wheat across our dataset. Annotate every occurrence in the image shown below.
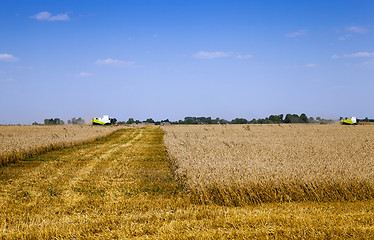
[0,125,127,166]
[163,124,374,205]
[1,126,374,238]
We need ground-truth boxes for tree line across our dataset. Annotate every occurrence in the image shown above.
[33,114,373,126]
[33,117,86,125]
[118,113,335,125]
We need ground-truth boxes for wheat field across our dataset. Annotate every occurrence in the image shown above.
[0,125,125,166]
[163,124,374,205]
[1,125,374,238]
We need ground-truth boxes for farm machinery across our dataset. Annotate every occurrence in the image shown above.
[341,117,367,125]
[92,115,118,125]
[341,117,357,125]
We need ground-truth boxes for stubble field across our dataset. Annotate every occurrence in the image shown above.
[1,125,374,238]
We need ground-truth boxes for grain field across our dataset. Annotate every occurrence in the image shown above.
[0,125,126,166]
[1,126,374,239]
[163,124,374,205]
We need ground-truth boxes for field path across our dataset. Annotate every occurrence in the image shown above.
[0,126,185,239]
[1,126,374,239]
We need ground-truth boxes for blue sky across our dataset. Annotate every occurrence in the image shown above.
[1,0,373,124]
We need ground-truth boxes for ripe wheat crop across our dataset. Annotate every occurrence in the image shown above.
[163,124,374,205]
[0,125,126,166]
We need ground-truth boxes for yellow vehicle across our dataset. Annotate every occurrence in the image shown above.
[92,115,117,125]
[341,117,357,125]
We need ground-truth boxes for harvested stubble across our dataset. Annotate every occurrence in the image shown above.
[163,124,374,205]
[0,125,126,166]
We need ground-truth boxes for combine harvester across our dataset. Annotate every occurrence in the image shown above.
[92,115,118,126]
[341,117,367,125]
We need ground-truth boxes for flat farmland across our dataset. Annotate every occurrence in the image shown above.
[0,125,125,166]
[1,125,374,239]
[163,124,374,205]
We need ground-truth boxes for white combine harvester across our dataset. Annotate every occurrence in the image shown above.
[92,115,117,125]
[341,116,357,125]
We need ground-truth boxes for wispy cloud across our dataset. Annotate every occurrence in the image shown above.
[77,72,94,77]
[0,53,19,62]
[285,29,307,38]
[30,12,70,21]
[95,58,139,67]
[306,63,317,68]
[236,54,253,59]
[346,26,368,34]
[358,60,374,69]
[338,26,368,40]
[332,51,374,59]
[193,51,233,59]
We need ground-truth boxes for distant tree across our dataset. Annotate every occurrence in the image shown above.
[219,118,229,124]
[249,118,257,124]
[126,118,135,124]
[184,118,197,124]
[284,114,302,123]
[70,117,85,125]
[283,114,291,123]
[300,113,308,123]
[44,118,64,125]
[269,114,283,123]
[231,118,248,124]
[110,118,117,124]
[145,118,155,123]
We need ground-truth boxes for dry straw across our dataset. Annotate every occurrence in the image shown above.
[0,125,126,166]
[163,124,374,205]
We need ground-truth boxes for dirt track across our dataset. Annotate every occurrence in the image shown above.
[0,126,184,239]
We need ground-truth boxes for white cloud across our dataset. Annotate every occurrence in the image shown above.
[77,72,94,77]
[306,63,317,68]
[193,51,232,59]
[31,12,69,21]
[332,51,374,59]
[346,26,368,34]
[96,58,122,65]
[285,29,307,38]
[236,54,253,59]
[0,53,19,62]
[95,58,139,67]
